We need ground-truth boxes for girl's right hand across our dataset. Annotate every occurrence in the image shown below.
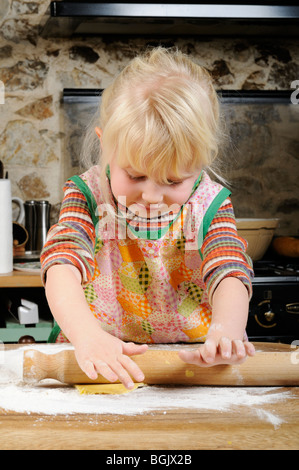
[73,327,148,390]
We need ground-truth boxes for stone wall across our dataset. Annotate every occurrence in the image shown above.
[0,0,299,234]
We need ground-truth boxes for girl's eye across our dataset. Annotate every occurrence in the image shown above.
[167,180,183,186]
[127,173,146,182]
[126,170,183,185]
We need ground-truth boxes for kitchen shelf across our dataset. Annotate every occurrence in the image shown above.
[0,319,52,342]
[0,271,43,288]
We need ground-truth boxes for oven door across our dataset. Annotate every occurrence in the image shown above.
[248,280,299,344]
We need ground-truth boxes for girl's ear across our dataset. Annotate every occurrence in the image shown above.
[95,127,103,147]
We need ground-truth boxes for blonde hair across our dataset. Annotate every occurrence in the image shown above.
[81,47,225,186]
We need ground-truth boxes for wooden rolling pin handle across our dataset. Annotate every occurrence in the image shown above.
[23,350,85,383]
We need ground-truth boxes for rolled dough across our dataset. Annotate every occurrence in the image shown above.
[75,383,146,395]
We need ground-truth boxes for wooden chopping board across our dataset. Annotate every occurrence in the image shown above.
[23,342,299,386]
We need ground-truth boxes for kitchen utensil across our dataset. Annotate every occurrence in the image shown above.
[24,200,36,252]
[23,342,299,386]
[24,200,51,253]
[12,222,29,247]
[236,218,279,261]
[11,197,25,224]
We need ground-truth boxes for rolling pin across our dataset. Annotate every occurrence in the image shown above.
[23,342,299,386]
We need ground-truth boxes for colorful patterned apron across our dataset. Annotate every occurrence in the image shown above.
[48,168,230,344]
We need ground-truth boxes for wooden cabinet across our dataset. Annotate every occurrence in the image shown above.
[0,271,53,343]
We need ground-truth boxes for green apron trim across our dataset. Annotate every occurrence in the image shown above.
[197,186,231,260]
[47,321,62,343]
[125,206,184,240]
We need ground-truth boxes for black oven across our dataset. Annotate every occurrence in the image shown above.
[247,260,299,344]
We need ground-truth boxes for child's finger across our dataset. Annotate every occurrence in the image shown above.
[219,336,232,359]
[178,348,206,366]
[123,342,148,356]
[244,341,256,356]
[108,360,137,389]
[93,360,119,383]
[119,354,145,383]
[80,359,98,381]
[200,339,217,363]
[178,349,195,363]
[232,339,246,360]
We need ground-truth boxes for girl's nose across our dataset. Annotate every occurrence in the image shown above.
[142,181,163,205]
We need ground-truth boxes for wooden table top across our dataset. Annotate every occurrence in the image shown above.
[1,344,299,450]
[0,388,299,450]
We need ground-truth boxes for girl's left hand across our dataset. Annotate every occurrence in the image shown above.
[178,337,255,367]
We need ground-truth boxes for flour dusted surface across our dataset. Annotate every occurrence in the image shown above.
[0,345,293,428]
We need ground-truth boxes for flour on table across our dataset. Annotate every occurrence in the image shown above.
[0,345,293,428]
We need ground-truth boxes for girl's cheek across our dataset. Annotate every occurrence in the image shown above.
[168,187,189,205]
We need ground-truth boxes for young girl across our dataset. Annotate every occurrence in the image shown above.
[41,47,255,390]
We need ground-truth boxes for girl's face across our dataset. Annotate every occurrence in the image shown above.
[109,158,200,218]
